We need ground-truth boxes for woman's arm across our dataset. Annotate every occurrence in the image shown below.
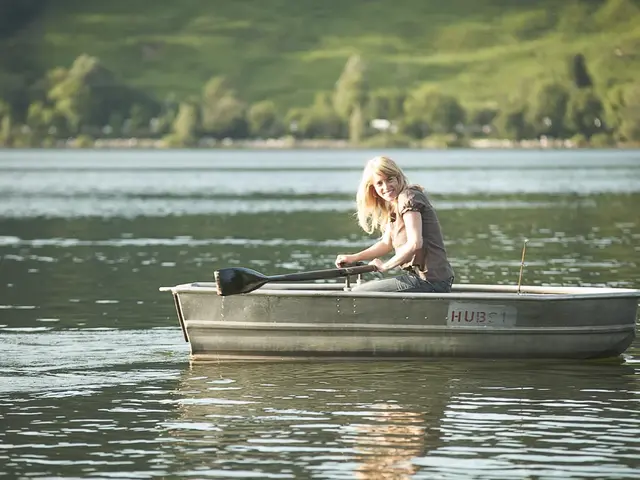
[335,229,393,267]
[372,211,423,272]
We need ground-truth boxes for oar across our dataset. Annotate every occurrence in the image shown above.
[214,264,377,296]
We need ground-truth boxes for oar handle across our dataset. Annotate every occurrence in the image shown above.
[268,264,377,282]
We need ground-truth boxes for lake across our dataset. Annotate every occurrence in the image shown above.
[1,148,639,479]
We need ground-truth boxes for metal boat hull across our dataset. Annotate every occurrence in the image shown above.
[160,283,639,361]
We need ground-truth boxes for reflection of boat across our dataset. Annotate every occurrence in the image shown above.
[172,362,448,479]
[160,281,639,361]
[170,360,639,479]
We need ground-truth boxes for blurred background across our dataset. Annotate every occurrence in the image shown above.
[1,0,639,149]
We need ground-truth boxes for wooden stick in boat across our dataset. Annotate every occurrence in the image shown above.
[214,264,377,296]
[517,239,528,294]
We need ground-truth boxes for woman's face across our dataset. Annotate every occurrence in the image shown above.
[371,171,400,203]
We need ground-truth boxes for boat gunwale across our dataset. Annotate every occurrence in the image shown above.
[160,282,640,301]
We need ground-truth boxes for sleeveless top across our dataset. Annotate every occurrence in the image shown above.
[388,186,454,282]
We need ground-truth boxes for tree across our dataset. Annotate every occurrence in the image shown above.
[615,84,640,142]
[46,55,158,135]
[425,93,466,135]
[200,75,247,138]
[568,54,593,89]
[495,104,531,141]
[403,86,465,136]
[349,105,364,144]
[0,100,12,146]
[284,107,306,138]
[201,76,231,125]
[298,92,344,139]
[333,55,368,120]
[565,89,606,138]
[529,82,570,138]
[468,106,498,136]
[26,101,58,139]
[47,67,89,134]
[247,100,284,138]
[152,94,179,136]
[368,87,406,121]
[126,104,149,135]
[170,101,199,146]
[0,71,26,115]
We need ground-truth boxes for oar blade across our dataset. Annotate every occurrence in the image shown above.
[214,267,268,296]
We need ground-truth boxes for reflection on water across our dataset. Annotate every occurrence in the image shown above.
[169,361,640,478]
[0,149,639,478]
[2,350,639,478]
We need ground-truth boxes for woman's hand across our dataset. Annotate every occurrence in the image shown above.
[335,254,357,268]
[369,258,386,272]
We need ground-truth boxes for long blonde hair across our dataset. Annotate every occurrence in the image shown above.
[356,156,409,234]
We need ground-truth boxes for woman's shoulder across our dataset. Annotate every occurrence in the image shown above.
[397,185,431,214]
[398,185,428,203]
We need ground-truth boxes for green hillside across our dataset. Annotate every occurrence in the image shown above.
[4,0,640,110]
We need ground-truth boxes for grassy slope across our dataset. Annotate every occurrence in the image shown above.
[12,0,640,109]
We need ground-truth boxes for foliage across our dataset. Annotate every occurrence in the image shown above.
[26,101,57,139]
[348,105,365,144]
[368,88,406,121]
[74,134,94,148]
[468,106,498,136]
[360,132,415,148]
[170,102,199,146]
[1,0,639,146]
[589,132,616,147]
[283,107,307,139]
[565,88,606,138]
[403,86,466,137]
[528,82,570,138]
[495,103,531,141]
[200,76,247,138]
[1,0,639,112]
[44,55,158,135]
[615,83,640,141]
[333,55,368,120]
[568,54,593,89]
[570,132,589,147]
[0,106,12,146]
[421,133,470,149]
[0,72,26,114]
[297,92,345,139]
[247,100,284,138]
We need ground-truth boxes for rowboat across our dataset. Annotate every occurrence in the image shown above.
[159,266,639,361]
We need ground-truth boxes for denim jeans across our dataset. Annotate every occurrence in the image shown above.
[351,273,454,293]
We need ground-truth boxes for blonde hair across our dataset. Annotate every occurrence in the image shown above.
[356,156,409,234]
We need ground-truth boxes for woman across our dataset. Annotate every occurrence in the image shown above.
[335,156,454,293]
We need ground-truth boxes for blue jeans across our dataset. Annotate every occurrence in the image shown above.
[351,273,454,293]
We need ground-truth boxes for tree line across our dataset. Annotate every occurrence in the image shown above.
[0,52,638,148]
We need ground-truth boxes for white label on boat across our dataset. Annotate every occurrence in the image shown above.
[447,302,517,327]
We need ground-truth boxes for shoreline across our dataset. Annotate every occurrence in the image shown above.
[6,137,635,150]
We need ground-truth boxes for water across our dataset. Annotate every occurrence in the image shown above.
[1,148,639,479]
